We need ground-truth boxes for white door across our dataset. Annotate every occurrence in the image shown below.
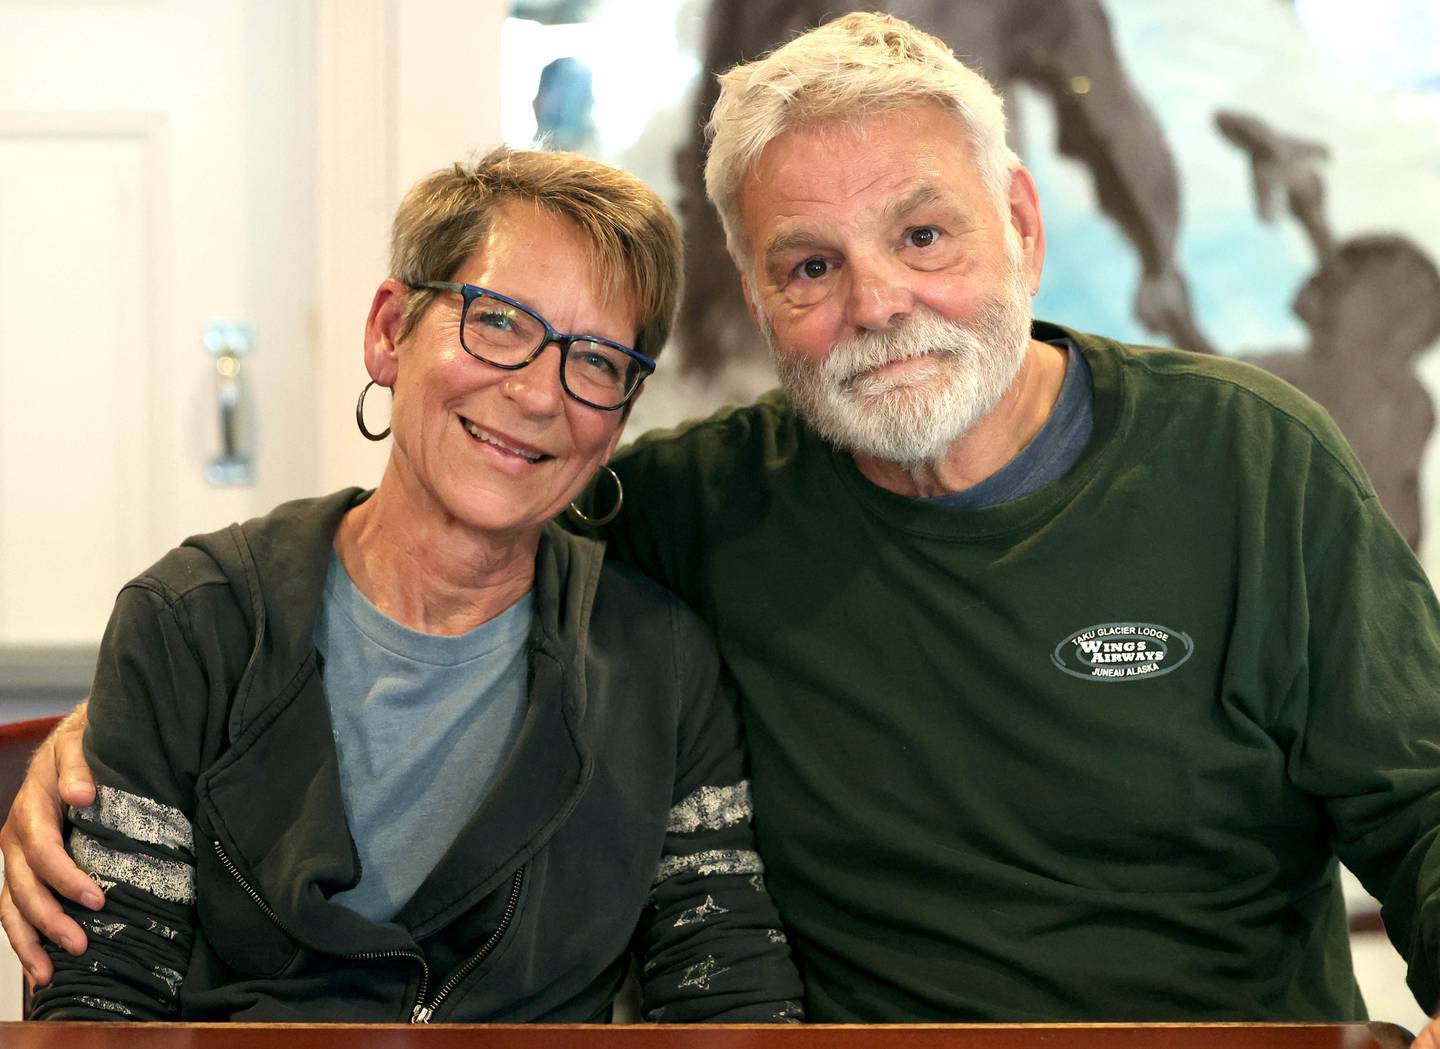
[0,0,501,1017]
[0,0,320,660]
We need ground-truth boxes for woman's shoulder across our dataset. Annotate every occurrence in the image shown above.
[125,487,366,615]
[592,558,722,697]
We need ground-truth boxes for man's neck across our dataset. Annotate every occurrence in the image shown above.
[851,338,1069,498]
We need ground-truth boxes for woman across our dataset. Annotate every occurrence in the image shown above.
[26,148,802,1023]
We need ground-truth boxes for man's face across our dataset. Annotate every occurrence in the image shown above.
[736,103,1044,465]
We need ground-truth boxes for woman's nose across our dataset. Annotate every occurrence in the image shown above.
[501,342,568,415]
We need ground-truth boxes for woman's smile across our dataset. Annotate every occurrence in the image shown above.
[458,415,553,466]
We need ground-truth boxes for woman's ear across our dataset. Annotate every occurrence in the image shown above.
[363,278,411,386]
[606,382,643,457]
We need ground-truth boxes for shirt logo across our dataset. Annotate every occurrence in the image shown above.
[1052,622,1194,683]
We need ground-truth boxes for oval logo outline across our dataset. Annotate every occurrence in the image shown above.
[1051,622,1194,683]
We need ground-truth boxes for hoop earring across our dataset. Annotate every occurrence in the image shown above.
[567,465,623,527]
[356,380,391,441]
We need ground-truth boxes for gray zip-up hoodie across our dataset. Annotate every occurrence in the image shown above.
[32,489,803,1023]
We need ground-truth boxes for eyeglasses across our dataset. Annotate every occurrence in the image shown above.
[411,281,655,411]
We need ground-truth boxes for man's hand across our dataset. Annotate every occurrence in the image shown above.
[0,702,101,985]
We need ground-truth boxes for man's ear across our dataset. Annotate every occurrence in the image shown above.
[363,278,411,386]
[1007,166,1046,295]
[735,261,762,327]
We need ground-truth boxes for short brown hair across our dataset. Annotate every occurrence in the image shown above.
[390,146,683,359]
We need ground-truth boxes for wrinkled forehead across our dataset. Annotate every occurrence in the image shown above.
[736,104,991,242]
[756,102,975,176]
[749,101,977,178]
[460,199,634,313]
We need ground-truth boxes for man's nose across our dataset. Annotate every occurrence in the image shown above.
[846,255,915,330]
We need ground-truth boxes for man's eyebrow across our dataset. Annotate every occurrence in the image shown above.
[763,228,831,261]
[880,185,951,226]
[760,186,961,262]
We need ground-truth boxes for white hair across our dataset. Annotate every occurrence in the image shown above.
[703,11,1021,260]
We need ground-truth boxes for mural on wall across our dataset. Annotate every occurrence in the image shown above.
[1216,109,1440,549]
[668,0,1440,550]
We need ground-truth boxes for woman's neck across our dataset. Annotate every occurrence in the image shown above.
[334,466,539,636]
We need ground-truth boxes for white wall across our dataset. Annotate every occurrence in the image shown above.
[0,0,508,1020]
[314,0,506,496]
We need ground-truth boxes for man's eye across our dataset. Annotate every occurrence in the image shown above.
[906,226,939,248]
[796,257,830,280]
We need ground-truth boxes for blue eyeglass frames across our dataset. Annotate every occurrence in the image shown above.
[410,281,655,411]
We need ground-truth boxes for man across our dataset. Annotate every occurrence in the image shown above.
[677,0,1214,379]
[6,11,1440,1039]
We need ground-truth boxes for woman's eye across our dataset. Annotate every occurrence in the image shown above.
[906,226,939,248]
[796,257,830,280]
[575,346,622,379]
[476,308,516,331]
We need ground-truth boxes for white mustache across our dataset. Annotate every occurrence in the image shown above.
[825,312,973,391]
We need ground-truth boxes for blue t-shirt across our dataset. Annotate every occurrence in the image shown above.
[313,554,532,922]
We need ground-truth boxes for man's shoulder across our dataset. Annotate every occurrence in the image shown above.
[1100,335,1306,404]
[598,392,818,581]
[1058,322,1372,493]
[1059,324,1336,427]
[612,389,809,485]
[620,389,798,456]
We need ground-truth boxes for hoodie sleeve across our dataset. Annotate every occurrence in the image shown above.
[630,603,804,1023]
[29,579,225,1020]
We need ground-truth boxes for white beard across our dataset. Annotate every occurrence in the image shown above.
[764,255,1035,467]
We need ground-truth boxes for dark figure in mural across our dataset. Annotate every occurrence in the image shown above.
[1218,108,1440,550]
[675,0,1215,376]
[1216,112,1334,262]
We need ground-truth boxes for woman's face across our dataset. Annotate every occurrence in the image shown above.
[366,200,637,541]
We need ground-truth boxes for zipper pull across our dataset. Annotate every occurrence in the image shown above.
[411,1004,434,1024]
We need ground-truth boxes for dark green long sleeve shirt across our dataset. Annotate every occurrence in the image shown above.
[595,322,1440,1022]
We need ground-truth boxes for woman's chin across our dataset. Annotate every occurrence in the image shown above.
[380,450,587,542]
[435,490,568,543]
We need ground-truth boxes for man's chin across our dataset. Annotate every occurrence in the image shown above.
[808,390,972,466]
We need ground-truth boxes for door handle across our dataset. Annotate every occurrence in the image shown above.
[204,323,255,486]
